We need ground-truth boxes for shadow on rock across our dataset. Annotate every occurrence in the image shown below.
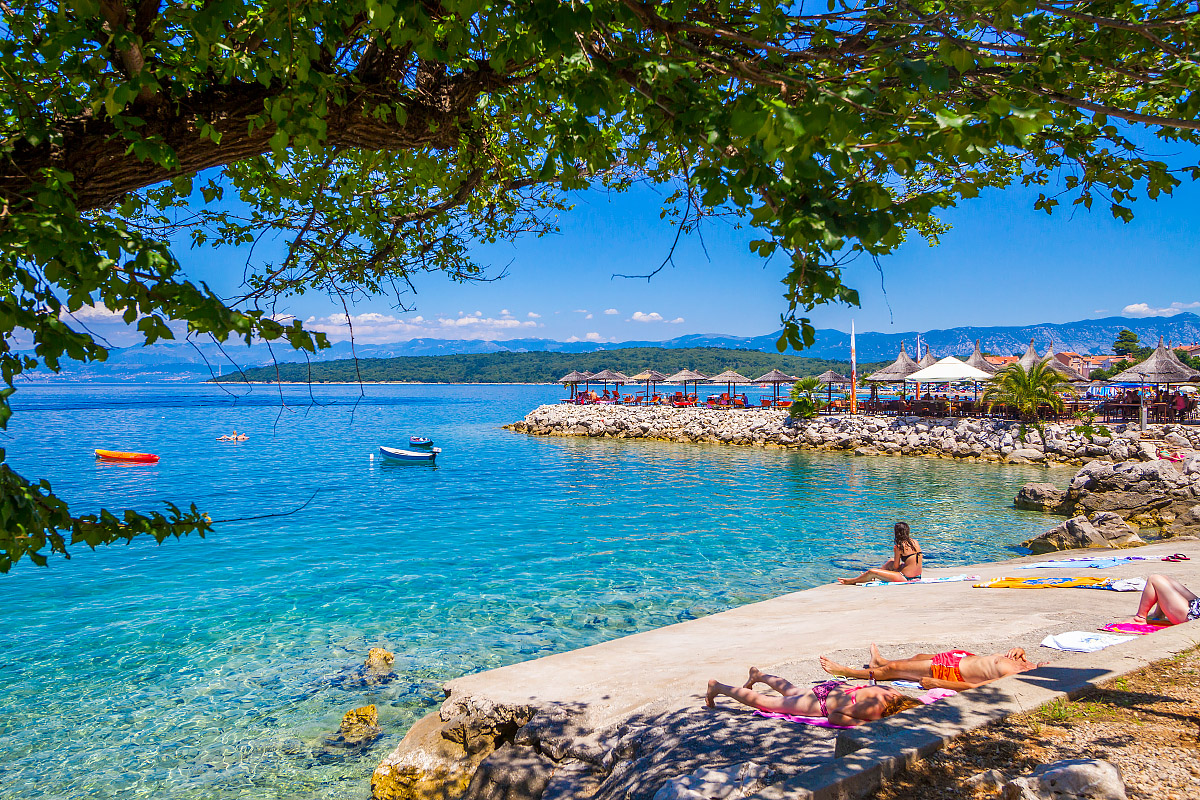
[466,703,835,800]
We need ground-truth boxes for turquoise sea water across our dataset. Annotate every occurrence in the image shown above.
[0,384,1052,799]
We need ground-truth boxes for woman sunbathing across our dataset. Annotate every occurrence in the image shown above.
[1122,574,1200,626]
[819,644,1048,691]
[704,666,920,726]
[837,521,923,584]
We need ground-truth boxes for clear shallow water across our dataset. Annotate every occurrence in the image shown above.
[0,384,1051,799]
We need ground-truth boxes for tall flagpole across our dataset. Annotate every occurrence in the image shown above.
[850,320,857,415]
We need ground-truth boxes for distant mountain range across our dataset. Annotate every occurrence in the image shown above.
[22,313,1200,382]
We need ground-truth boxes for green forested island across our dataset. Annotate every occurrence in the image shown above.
[213,347,886,385]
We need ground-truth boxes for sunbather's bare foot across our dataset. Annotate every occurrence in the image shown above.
[743,666,764,689]
[705,679,719,708]
[819,656,852,677]
[1117,614,1149,625]
[869,644,886,668]
[836,577,857,585]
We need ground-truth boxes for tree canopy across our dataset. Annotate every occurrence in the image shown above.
[213,346,884,384]
[3,0,1200,569]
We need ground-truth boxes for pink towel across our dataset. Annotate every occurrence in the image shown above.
[753,710,855,729]
[754,689,955,728]
[1101,621,1165,635]
[918,688,957,704]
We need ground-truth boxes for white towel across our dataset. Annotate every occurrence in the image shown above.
[1040,631,1135,653]
[1109,577,1147,592]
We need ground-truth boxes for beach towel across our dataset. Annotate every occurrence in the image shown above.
[1075,577,1147,592]
[918,688,957,704]
[1101,621,1168,635]
[974,576,1109,589]
[857,574,979,587]
[754,710,855,729]
[1040,631,1135,652]
[1018,557,1148,570]
[892,680,923,689]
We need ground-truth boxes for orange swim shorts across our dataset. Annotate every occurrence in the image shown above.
[930,650,974,682]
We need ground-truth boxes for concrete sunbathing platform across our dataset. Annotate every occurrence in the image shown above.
[372,541,1200,799]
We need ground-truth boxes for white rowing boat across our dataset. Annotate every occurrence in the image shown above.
[378,445,441,462]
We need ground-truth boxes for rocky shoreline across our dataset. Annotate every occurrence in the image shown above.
[506,405,1200,465]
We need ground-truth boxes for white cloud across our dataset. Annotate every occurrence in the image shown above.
[630,311,666,323]
[70,302,125,321]
[500,309,512,316]
[667,317,685,324]
[603,308,619,315]
[585,313,593,320]
[527,312,541,319]
[573,308,589,314]
[304,312,538,343]
[566,332,611,343]
[1121,301,1200,318]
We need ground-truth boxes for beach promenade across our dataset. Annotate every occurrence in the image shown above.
[372,540,1200,800]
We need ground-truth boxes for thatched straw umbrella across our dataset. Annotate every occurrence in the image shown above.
[754,368,802,405]
[811,369,849,406]
[965,339,997,375]
[558,370,591,399]
[918,349,937,368]
[866,343,921,382]
[866,343,922,405]
[665,368,708,399]
[708,370,752,402]
[1109,337,1200,386]
[1042,343,1086,382]
[629,369,670,403]
[588,369,630,398]
[1016,339,1043,372]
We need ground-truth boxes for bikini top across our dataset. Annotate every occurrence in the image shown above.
[899,549,923,564]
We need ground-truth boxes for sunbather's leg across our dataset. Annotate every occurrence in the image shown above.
[1125,574,1199,624]
[742,666,803,695]
[705,680,816,714]
[819,655,933,681]
[861,567,910,583]
[869,643,934,667]
[837,560,903,585]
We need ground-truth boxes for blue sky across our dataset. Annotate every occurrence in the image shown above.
[166,146,1200,345]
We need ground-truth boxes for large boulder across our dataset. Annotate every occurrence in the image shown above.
[1001,759,1126,800]
[1015,483,1068,513]
[1166,504,1200,537]
[465,745,557,800]
[1021,514,1144,554]
[1059,458,1200,525]
[1087,513,1144,547]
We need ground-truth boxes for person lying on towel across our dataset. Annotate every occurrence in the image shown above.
[1121,574,1200,626]
[704,666,921,726]
[819,644,1048,691]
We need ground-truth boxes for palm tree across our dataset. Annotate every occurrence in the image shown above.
[982,362,1076,442]
[789,376,825,419]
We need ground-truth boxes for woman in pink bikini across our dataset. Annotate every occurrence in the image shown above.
[705,666,920,726]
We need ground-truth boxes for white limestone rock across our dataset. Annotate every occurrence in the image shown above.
[1001,759,1126,800]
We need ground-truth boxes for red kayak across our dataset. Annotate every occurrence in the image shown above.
[95,449,160,463]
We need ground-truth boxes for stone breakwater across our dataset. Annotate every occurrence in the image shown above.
[506,405,1200,465]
